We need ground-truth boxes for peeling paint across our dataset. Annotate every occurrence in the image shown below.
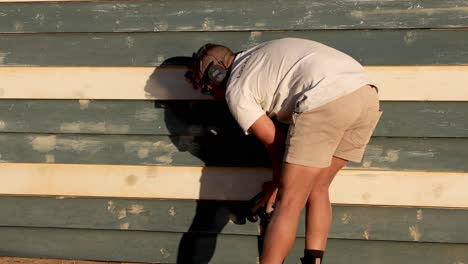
[416,209,424,222]
[249,31,262,42]
[341,212,352,224]
[126,36,135,48]
[255,22,266,27]
[29,135,57,153]
[407,151,437,159]
[168,206,176,216]
[0,51,10,64]
[117,208,127,220]
[362,159,372,168]
[0,120,5,130]
[350,10,364,19]
[404,31,417,45]
[120,222,130,230]
[125,141,177,154]
[409,225,421,241]
[138,148,150,159]
[202,17,215,30]
[45,154,55,163]
[362,230,370,240]
[385,150,400,162]
[60,122,106,133]
[160,248,171,258]
[157,55,165,63]
[351,7,468,17]
[156,155,173,164]
[79,99,90,110]
[125,174,138,186]
[135,108,159,122]
[56,138,104,153]
[107,201,116,213]
[361,145,402,165]
[34,13,45,21]
[128,204,145,215]
[14,22,24,31]
[56,21,63,30]
[156,20,169,31]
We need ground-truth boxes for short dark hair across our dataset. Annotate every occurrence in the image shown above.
[185,43,233,90]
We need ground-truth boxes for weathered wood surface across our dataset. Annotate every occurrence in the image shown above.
[1,226,468,264]
[1,164,467,207]
[0,133,466,171]
[2,66,468,101]
[1,196,467,244]
[1,0,467,33]
[0,257,138,264]
[1,30,468,66]
[1,100,467,138]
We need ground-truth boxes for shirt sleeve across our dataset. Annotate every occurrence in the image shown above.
[226,87,265,135]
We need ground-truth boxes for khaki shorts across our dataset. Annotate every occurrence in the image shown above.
[285,85,382,168]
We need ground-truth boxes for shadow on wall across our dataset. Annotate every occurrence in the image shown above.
[144,57,271,263]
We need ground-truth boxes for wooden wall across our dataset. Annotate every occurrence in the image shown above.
[0,1,467,263]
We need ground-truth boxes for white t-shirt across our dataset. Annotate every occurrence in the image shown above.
[225,38,372,134]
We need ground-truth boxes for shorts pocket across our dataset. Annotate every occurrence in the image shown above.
[349,110,383,148]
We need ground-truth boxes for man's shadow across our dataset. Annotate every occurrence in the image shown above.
[144,57,271,263]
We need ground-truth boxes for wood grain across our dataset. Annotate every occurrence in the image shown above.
[1,30,467,66]
[1,196,467,243]
[1,66,467,100]
[0,100,467,137]
[1,0,467,32]
[1,163,467,207]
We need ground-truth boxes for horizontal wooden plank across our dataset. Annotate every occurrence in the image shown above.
[1,196,467,244]
[1,30,468,66]
[1,227,468,264]
[1,100,467,138]
[0,133,466,171]
[1,163,468,207]
[0,257,137,264]
[1,66,468,101]
[1,0,467,33]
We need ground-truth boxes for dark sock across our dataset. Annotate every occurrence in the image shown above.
[301,249,324,264]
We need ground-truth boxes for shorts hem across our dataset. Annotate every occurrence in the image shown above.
[284,156,331,168]
[333,151,363,163]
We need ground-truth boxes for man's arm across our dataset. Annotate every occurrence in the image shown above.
[248,114,286,186]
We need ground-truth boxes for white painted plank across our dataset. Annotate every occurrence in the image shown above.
[0,66,467,101]
[0,163,467,208]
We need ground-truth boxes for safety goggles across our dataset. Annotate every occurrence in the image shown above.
[198,61,215,95]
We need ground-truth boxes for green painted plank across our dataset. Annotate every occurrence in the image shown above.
[1,0,467,33]
[1,30,467,66]
[1,227,468,264]
[377,101,468,137]
[1,196,467,244]
[1,100,467,138]
[0,133,466,171]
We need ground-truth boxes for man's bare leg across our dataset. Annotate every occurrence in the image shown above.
[305,156,348,250]
[260,163,328,264]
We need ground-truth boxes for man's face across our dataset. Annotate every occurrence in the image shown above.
[196,55,227,99]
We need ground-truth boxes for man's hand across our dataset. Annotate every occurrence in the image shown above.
[251,180,279,214]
